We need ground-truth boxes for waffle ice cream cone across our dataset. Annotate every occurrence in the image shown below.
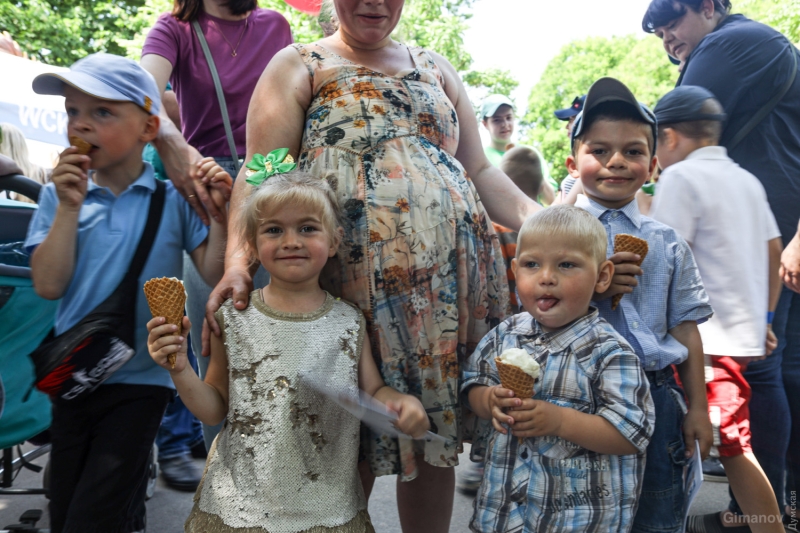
[143,277,186,368]
[496,357,535,400]
[611,234,649,310]
[69,135,92,155]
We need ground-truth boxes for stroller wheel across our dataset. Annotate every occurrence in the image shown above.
[145,443,158,501]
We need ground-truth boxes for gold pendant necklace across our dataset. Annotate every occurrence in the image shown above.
[210,12,249,57]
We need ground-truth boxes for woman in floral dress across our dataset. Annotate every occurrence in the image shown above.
[205,1,540,530]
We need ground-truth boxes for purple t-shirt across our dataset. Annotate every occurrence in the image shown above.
[142,9,293,158]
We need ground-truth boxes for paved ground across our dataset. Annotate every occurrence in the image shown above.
[1,442,737,532]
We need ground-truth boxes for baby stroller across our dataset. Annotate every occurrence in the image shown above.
[0,173,56,532]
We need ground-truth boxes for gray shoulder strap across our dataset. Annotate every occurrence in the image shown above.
[191,19,241,176]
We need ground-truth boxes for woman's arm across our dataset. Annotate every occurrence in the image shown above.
[140,53,219,225]
[205,46,313,334]
[428,51,541,232]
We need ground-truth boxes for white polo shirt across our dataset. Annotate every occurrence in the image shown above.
[650,146,780,357]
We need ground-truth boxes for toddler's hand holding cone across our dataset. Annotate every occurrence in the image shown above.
[495,349,540,442]
[611,234,648,310]
[143,277,187,369]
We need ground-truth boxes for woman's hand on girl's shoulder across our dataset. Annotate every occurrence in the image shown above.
[387,396,430,439]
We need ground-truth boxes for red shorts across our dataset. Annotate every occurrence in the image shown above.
[706,356,752,457]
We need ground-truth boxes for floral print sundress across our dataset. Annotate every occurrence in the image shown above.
[293,43,509,479]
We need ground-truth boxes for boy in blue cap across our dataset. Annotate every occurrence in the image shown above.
[26,53,228,533]
[649,86,784,533]
[568,77,714,533]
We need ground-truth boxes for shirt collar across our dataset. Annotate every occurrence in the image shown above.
[685,145,729,162]
[87,162,157,195]
[576,194,642,229]
[507,308,601,354]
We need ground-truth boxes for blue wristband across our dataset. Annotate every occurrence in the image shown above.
[767,311,774,325]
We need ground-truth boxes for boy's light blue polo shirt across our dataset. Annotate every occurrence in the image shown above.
[25,163,207,389]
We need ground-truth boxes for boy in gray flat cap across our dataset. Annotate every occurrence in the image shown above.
[650,85,784,533]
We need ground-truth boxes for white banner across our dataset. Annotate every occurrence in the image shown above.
[0,54,69,147]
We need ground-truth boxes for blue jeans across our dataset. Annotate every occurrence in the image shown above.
[728,287,798,514]
[156,339,203,460]
[188,156,269,450]
[632,369,687,533]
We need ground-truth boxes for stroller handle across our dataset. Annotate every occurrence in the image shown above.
[0,174,41,203]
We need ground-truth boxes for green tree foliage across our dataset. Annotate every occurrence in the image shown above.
[1,0,519,98]
[523,36,676,181]
[0,0,325,64]
[523,0,800,181]
[738,0,800,43]
[0,0,151,65]
[462,68,519,98]
[394,0,474,71]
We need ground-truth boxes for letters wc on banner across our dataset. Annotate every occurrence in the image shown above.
[0,53,69,147]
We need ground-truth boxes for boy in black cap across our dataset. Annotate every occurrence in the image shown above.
[553,95,585,202]
[569,77,714,533]
[649,86,784,533]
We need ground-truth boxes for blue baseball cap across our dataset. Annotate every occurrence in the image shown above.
[32,53,160,116]
[570,77,657,151]
[554,95,586,120]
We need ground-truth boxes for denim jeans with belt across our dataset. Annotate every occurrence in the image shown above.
[185,156,269,450]
[632,368,687,533]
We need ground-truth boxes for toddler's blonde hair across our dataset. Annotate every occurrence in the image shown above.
[237,170,342,265]
[517,205,608,265]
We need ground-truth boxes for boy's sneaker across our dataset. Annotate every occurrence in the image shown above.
[702,457,727,482]
[456,462,484,496]
[159,453,202,492]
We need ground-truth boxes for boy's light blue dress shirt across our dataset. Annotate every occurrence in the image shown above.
[576,196,713,371]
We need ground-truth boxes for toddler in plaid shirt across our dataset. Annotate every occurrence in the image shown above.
[462,205,655,533]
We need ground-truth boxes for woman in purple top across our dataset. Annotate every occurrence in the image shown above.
[140,0,293,452]
[141,0,292,203]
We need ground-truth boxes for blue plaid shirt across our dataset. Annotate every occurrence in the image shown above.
[461,310,654,533]
[576,196,713,371]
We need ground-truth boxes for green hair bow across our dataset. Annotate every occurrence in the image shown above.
[245,148,297,186]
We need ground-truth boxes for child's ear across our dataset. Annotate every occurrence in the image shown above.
[662,127,679,151]
[565,153,581,179]
[511,257,519,279]
[141,114,160,143]
[595,260,614,293]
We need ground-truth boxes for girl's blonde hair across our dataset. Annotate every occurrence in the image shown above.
[517,205,608,265]
[0,123,50,202]
[237,170,343,264]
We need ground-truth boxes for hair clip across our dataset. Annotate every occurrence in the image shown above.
[245,148,297,186]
